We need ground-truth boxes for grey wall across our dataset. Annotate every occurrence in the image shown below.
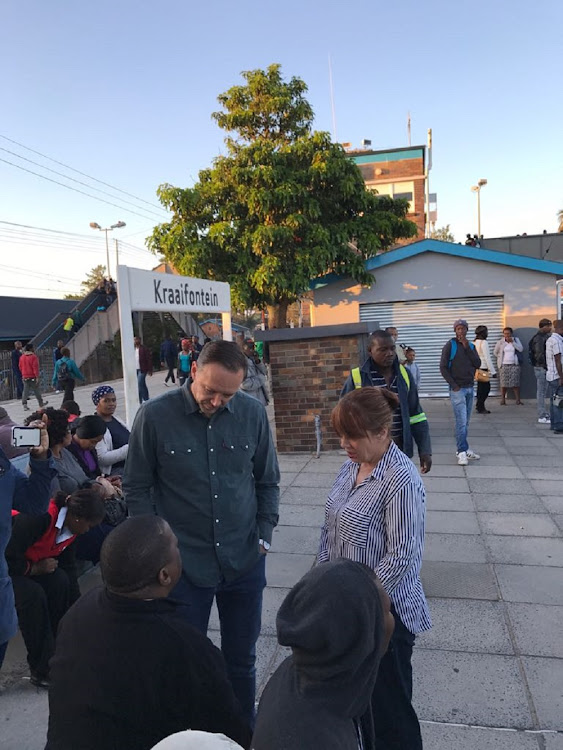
[482,234,563,262]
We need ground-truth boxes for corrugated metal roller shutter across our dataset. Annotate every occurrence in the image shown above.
[359,296,504,396]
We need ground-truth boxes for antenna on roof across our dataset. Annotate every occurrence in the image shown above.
[328,54,337,142]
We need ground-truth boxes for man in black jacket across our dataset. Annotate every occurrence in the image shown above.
[440,319,482,465]
[46,515,251,750]
[341,330,432,473]
[528,318,552,423]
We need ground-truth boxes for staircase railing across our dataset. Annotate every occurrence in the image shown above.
[30,288,110,352]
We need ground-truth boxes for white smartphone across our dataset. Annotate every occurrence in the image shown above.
[12,426,42,448]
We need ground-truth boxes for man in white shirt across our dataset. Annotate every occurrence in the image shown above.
[545,320,563,433]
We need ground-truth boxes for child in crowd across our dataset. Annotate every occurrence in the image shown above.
[404,347,421,388]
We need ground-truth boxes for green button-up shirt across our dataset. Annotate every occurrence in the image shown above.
[123,383,280,586]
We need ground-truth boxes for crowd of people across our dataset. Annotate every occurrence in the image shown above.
[0,318,561,749]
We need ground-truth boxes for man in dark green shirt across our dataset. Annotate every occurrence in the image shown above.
[123,340,280,726]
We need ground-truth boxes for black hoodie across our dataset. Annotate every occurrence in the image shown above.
[252,559,385,750]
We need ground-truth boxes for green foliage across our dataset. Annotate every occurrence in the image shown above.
[149,64,417,310]
[80,264,107,294]
[431,225,455,243]
[64,292,84,300]
[558,209,563,233]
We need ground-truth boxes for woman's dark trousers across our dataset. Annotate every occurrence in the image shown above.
[371,608,422,750]
[476,380,491,412]
[11,568,70,678]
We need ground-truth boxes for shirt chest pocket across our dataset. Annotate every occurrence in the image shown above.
[219,435,255,472]
[161,442,201,471]
[337,506,372,548]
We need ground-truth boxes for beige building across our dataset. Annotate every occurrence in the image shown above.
[311,239,562,396]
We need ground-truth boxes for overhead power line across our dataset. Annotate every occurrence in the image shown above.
[0,156,161,223]
[0,133,167,214]
[0,146,166,221]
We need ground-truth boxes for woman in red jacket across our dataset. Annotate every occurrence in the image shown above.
[6,487,105,687]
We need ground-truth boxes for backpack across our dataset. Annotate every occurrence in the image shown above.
[448,338,475,367]
[57,360,71,383]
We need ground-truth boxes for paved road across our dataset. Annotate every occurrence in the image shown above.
[1,382,562,749]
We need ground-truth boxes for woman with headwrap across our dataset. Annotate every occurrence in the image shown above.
[92,385,130,476]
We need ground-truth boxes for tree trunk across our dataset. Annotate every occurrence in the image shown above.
[266,301,290,329]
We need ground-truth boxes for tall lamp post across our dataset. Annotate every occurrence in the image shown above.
[470,179,487,238]
[89,220,126,277]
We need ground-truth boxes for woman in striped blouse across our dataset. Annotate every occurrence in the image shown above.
[318,387,431,750]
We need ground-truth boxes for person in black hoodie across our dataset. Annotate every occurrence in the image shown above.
[46,515,252,750]
[251,559,394,750]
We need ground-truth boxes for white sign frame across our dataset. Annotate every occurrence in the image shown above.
[116,265,232,426]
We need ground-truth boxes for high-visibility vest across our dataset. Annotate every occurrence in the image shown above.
[349,365,427,426]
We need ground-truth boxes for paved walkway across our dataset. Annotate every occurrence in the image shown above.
[1,382,562,749]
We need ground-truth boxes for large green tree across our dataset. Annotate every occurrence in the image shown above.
[149,64,417,326]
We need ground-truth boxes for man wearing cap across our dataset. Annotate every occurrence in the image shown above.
[440,320,482,466]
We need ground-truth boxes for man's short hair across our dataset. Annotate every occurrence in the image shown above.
[100,516,174,594]
[368,330,394,348]
[198,340,247,374]
[553,319,563,331]
[25,344,34,352]
[539,318,552,328]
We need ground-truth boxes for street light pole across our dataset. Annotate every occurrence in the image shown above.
[89,221,127,276]
[470,179,487,238]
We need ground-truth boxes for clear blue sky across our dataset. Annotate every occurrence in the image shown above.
[2,0,562,297]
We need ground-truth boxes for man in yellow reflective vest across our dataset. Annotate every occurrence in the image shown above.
[341,330,432,473]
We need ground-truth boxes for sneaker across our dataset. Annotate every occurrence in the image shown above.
[23,405,29,411]
[538,417,550,424]
[30,672,50,689]
[466,449,480,460]
[457,451,468,466]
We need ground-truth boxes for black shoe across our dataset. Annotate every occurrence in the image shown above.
[554,430,563,434]
[30,672,50,689]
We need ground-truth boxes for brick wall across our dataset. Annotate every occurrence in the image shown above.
[265,326,369,453]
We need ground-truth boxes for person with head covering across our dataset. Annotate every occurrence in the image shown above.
[252,559,394,750]
[317,388,430,750]
[439,319,482,465]
[7,487,105,687]
[46,516,252,750]
[92,385,130,475]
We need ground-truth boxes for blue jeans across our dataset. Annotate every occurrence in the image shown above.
[171,554,266,726]
[547,379,563,431]
[136,370,149,403]
[450,386,474,453]
[535,367,549,419]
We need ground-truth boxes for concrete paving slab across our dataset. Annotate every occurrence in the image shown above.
[465,465,525,479]
[424,533,488,563]
[495,565,563,605]
[257,644,292,698]
[279,471,299,488]
[278,503,325,527]
[421,561,499,600]
[0,680,48,750]
[539,496,563,514]
[420,723,540,749]
[521,657,563,730]
[469,477,537,495]
[502,436,556,448]
[420,464,467,477]
[479,513,561,537]
[531,480,563,496]
[512,455,561,467]
[473,493,547,513]
[486,536,563,566]
[279,486,328,506]
[272,524,321,553]
[413,649,533,728]
[417,599,513,654]
[501,443,559,456]
[423,477,471,493]
[299,458,346,473]
[277,456,312,472]
[265,552,315,588]
[426,493,475,512]
[522,467,563,479]
[544,733,563,749]
[507,603,563,658]
[426,511,480,535]
[289,472,336,488]
[464,454,518,466]
[554,515,563,532]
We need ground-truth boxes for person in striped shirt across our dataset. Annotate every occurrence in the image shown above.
[318,387,431,750]
[341,330,432,474]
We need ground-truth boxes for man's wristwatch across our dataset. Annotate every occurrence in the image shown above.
[259,539,271,551]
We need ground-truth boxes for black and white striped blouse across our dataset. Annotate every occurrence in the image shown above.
[318,441,431,635]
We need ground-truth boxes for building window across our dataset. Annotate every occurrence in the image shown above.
[368,181,415,213]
